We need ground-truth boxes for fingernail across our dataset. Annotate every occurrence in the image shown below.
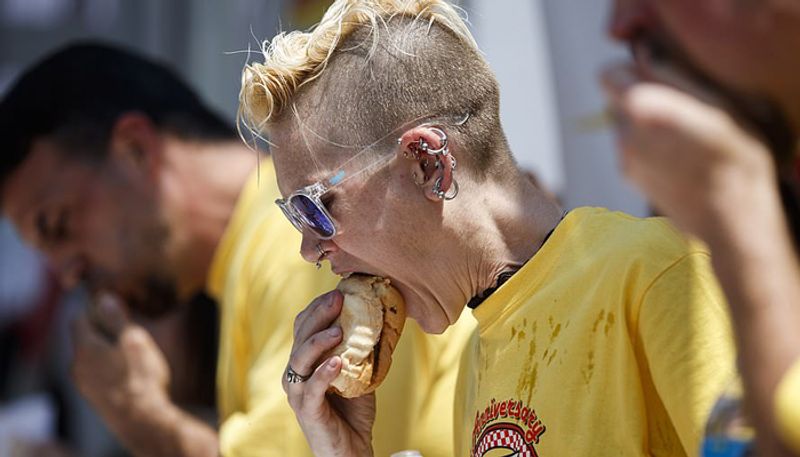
[327,357,339,368]
[326,291,339,307]
[328,327,341,337]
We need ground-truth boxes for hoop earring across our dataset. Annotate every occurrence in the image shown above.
[433,177,459,201]
[424,128,449,155]
[402,126,450,159]
[444,179,459,200]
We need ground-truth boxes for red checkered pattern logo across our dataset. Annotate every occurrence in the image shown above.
[473,423,538,457]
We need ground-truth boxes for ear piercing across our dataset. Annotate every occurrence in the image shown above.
[401,127,459,201]
[433,177,460,200]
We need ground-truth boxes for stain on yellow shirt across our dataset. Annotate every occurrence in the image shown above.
[455,207,736,457]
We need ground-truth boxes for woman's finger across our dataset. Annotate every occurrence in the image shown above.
[302,356,342,413]
[286,355,342,415]
[284,327,342,391]
[293,290,343,344]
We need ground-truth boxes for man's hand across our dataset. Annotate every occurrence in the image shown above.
[72,294,171,428]
[71,294,218,457]
[284,290,376,457]
[601,63,782,247]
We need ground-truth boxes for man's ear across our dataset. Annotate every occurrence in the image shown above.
[397,126,457,202]
[108,112,161,179]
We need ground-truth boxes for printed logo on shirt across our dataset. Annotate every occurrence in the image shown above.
[471,398,546,457]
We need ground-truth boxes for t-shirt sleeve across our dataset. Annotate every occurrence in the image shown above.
[776,358,800,453]
[219,253,336,457]
[637,252,737,457]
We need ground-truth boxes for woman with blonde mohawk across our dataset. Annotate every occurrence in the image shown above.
[240,0,737,455]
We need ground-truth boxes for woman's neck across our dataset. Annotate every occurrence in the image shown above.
[434,173,564,318]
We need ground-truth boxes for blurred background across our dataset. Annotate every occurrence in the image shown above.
[0,0,644,455]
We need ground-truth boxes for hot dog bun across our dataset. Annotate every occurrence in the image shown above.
[325,275,405,398]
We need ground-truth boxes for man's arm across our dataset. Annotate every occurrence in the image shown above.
[97,388,219,457]
[705,207,800,456]
[72,296,220,457]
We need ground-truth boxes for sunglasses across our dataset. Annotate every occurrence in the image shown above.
[275,112,470,239]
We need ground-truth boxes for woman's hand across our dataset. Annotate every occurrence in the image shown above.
[283,290,376,457]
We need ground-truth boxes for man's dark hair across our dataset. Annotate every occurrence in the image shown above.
[0,41,237,191]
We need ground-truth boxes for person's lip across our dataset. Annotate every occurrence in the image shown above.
[330,264,358,278]
[331,265,386,281]
[328,255,373,279]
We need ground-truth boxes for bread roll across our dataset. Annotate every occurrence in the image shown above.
[325,275,406,398]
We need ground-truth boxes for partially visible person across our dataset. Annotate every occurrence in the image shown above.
[238,1,736,455]
[0,42,472,456]
[604,1,800,454]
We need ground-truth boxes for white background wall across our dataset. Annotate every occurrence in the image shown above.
[541,0,648,216]
[471,0,648,216]
[471,0,563,193]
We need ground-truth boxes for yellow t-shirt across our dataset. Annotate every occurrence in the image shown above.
[208,158,476,456]
[455,207,736,457]
[776,359,800,453]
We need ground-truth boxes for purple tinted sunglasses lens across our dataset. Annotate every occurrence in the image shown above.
[291,194,336,238]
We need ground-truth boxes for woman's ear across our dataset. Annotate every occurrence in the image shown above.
[397,126,457,202]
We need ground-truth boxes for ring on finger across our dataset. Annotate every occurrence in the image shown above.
[286,365,311,384]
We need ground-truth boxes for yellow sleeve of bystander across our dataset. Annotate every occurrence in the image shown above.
[775,359,800,454]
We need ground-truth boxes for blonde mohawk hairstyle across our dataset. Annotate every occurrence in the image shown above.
[238,0,476,135]
[239,0,516,178]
